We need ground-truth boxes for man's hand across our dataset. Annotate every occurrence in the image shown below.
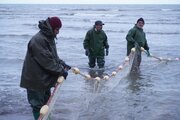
[85,49,89,56]
[62,70,68,79]
[146,50,151,57]
[106,49,109,56]
[63,63,71,70]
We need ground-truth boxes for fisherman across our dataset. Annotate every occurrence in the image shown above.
[126,18,150,56]
[126,18,151,68]
[83,20,109,68]
[20,17,71,120]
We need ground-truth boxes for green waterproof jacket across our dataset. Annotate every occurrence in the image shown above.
[20,18,66,92]
[83,27,109,56]
[126,25,149,56]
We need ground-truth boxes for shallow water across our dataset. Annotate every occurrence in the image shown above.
[0,4,180,120]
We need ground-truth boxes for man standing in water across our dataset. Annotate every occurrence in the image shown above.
[126,18,150,69]
[20,17,71,120]
[83,20,109,68]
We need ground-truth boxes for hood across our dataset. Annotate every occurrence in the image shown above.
[38,18,55,38]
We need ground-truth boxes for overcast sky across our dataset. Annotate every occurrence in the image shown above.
[0,0,180,4]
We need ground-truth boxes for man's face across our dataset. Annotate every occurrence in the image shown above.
[137,21,144,29]
[54,28,60,35]
[95,25,103,31]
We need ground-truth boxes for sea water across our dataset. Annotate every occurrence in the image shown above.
[0,4,180,120]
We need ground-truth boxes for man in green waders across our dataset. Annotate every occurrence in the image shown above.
[126,18,150,71]
[83,20,109,68]
[20,17,71,120]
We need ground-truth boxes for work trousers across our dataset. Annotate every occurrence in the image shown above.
[88,55,105,68]
[27,89,51,120]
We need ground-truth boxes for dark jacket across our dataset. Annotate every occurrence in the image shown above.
[126,25,149,56]
[83,27,109,56]
[20,18,65,92]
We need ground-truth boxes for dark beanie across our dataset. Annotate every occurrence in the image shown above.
[137,18,145,24]
[49,17,62,30]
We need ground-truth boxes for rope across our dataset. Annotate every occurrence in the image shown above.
[72,47,179,81]
[141,47,180,61]
[38,77,65,120]
[71,49,135,81]
[38,47,179,120]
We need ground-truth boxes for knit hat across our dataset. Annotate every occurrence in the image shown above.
[137,18,145,24]
[49,17,62,30]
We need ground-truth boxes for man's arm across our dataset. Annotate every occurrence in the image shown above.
[83,31,90,49]
[103,33,109,49]
[126,29,136,43]
[30,39,65,76]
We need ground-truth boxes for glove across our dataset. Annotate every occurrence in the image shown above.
[106,49,109,56]
[85,49,89,56]
[62,70,68,79]
[63,63,71,70]
[146,50,150,57]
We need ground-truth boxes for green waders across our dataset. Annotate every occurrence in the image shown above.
[27,89,51,120]
[88,55,105,68]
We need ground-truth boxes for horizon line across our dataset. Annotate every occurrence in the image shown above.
[0,3,180,5]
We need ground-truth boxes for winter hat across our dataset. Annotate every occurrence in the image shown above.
[137,18,145,24]
[49,17,62,30]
